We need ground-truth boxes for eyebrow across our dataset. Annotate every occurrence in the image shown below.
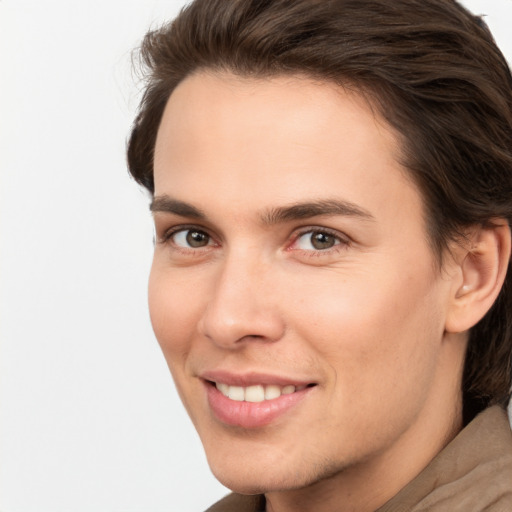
[261,199,375,225]
[150,196,206,219]
[150,195,374,224]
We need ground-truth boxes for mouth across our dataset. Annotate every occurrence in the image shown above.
[210,381,313,402]
[203,377,317,428]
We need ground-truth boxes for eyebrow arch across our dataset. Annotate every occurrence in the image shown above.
[150,196,206,219]
[261,199,375,225]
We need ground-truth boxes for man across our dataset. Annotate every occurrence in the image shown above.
[127,0,512,510]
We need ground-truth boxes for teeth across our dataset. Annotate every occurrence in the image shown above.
[228,385,245,401]
[217,382,229,395]
[215,382,301,402]
[264,385,281,400]
[245,385,265,402]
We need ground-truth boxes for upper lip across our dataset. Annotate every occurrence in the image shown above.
[200,369,316,388]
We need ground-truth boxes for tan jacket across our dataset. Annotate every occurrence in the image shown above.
[206,406,512,512]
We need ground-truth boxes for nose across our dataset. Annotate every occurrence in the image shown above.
[198,253,285,348]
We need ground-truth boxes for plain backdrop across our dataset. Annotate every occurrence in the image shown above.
[1,1,511,511]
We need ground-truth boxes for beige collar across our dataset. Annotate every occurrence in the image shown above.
[377,405,512,511]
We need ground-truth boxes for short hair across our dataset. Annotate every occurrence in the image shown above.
[127,0,512,421]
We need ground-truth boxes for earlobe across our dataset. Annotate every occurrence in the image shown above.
[445,220,511,333]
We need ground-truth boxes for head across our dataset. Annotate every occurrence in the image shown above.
[128,0,512,500]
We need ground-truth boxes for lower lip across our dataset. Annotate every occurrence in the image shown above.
[205,382,313,428]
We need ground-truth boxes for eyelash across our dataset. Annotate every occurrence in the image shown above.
[158,225,350,257]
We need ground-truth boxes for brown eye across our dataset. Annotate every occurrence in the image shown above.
[173,229,211,248]
[311,232,336,250]
[186,230,210,247]
[296,230,340,251]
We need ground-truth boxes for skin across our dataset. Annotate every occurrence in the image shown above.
[149,72,470,512]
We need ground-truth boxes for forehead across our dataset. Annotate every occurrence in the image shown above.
[154,72,400,168]
[153,71,424,232]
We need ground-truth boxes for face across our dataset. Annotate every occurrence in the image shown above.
[150,72,460,494]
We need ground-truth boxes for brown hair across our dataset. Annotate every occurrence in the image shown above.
[127,0,512,421]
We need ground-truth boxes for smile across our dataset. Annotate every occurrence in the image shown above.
[204,378,317,428]
[214,382,309,402]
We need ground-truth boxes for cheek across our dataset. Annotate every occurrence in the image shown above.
[148,264,202,370]
[147,263,212,426]
[279,267,447,459]
[287,264,445,400]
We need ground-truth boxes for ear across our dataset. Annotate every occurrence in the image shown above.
[445,220,511,333]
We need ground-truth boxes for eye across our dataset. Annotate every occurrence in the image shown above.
[172,228,212,248]
[295,230,342,251]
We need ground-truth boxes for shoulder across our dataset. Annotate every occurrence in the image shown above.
[379,406,512,511]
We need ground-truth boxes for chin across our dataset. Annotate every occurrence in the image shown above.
[200,434,293,493]
[213,475,269,496]
[206,449,338,495]
[211,470,297,495]
[206,455,276,493]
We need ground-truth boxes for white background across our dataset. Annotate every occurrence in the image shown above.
[1,1,511,511]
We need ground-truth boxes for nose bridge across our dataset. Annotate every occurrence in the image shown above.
[199,246,284,347]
